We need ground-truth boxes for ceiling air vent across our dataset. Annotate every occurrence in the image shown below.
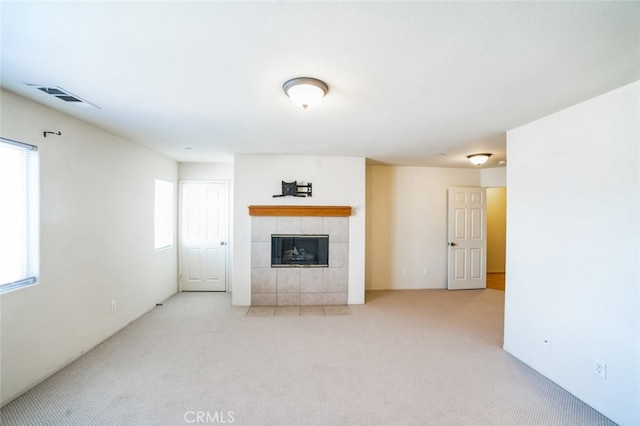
[56,95,83,103]
[26,84,100,108]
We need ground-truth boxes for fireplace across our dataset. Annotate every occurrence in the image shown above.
[249,206,351,306]
[272,234,329,267]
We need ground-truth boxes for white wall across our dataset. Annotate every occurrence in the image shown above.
[504,81,639,426]
[480,166,506,187]
[232,155,366,306]
[179,162,233,181]
[0,90,178,406]
[366,165,480,290]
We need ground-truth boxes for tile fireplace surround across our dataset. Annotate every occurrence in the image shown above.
[249,206,351,306]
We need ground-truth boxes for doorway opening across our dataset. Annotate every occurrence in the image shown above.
[179,181,229,292]
[486,187,506,291]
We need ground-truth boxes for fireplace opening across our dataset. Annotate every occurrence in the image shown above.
[271,234,329,267]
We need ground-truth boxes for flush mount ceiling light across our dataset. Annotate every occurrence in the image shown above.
[283,77,328,109]
[467,153,492,165]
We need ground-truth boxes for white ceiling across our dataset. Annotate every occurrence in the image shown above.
[2,1,639,168]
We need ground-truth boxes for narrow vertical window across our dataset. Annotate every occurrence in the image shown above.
[154,178,174,249]
[0,137,39,293]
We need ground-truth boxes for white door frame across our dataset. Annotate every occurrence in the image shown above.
[178,180,230,292]
[447,187,487,290]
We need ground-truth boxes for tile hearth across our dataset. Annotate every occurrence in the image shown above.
[246,305,351,317]
[251,215,349,306]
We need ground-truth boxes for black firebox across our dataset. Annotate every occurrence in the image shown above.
[271,234,329,267]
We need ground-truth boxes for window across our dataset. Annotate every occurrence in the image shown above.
[154,178,174,249]
[0,137,39,294]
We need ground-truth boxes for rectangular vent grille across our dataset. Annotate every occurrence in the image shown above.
[27,84,100,108]
[56,95,83,102]
[37,87,66,95]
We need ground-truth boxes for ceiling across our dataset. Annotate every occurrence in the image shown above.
[2,1,639,168]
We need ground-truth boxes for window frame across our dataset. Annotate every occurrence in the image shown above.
[0,137,39,294]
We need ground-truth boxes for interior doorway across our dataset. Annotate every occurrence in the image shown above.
[179,181,229,291]
[486,187,506,291]
[446,187,488,290]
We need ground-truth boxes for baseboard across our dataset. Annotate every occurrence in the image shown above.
[0,297,173,407]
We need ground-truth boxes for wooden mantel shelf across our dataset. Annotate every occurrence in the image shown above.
[249,205,352,217]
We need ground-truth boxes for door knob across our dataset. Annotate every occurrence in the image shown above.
[220,241,226,246]
[449,242,457,247]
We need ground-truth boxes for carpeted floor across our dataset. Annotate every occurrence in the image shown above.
[1,290,616,425]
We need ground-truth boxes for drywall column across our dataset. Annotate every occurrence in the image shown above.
[504,81,639,425]
[232,155,366,306]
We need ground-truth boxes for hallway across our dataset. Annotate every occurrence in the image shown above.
[487,272,505,291]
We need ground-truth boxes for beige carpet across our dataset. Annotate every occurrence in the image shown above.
[1,290,615,425]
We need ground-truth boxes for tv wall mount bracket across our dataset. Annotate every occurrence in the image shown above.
[273,181,312,198]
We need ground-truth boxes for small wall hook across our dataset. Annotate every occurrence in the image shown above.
[43,131,62,138]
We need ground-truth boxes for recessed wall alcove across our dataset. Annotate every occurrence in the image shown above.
[249,206,351,306]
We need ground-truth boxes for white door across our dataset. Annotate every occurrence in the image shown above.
[447,187,487,290]
[180,181,228,291]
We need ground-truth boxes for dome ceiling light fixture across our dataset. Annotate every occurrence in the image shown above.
[467,153,492,166]
[283,77,328,109]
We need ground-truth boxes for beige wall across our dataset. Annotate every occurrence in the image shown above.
[486,187,506,273]
[0,90,178,406]
[366,165,481,290]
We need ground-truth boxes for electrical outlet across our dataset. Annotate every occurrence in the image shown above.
[110,300,117,312]
[543,337,551,349]
[423,268,429,276]
[593,360,606,379]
